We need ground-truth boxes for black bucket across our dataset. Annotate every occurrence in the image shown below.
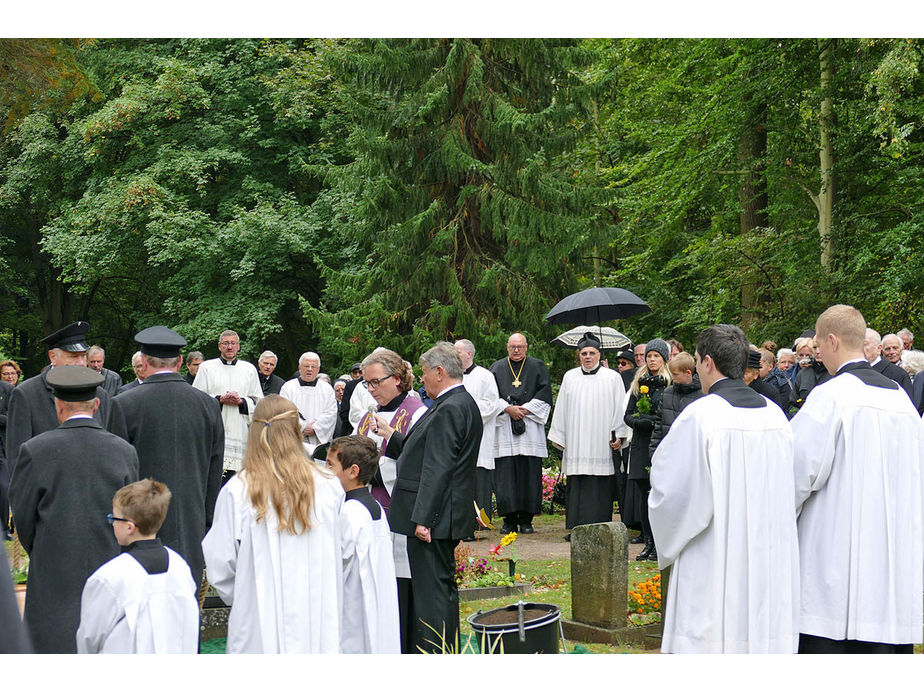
[467,602,562,654]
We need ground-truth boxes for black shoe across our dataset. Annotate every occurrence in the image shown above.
[636,542,653,561]
[500,524,517,534]
[564,533,571,542]
[462,535,477,542]
[630,535,645,544]
[647,546,658,562]
[519,524,534,534]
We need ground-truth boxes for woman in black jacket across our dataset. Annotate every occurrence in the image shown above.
[648,352,704,456]
[623,339,672,562]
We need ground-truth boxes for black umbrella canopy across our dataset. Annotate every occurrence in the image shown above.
[544,287,651,325]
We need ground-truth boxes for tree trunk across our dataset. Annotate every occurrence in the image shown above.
[738,92,769,330]
[817,38,836,271]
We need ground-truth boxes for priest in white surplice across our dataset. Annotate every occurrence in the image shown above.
[792,304,923,654]
[456,339,500,534]
[192,329,263,480]
[548,332,628,532]
[649,324,799,654]
[279,352,338,456]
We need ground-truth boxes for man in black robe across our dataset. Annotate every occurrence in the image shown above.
[489,333,553,534]
[257,350,285,395]
[5,321,113,471]
[745,350,787,411]
[9,366,138,653]
[109,326,224,583]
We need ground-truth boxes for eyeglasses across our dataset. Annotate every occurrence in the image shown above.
[219,341,239,347]
[362,375,393,389]
[509,345,525,350]
[106,513,133,525]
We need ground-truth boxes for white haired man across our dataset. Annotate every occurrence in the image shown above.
[279,351,338,455]
[257,350,285,395]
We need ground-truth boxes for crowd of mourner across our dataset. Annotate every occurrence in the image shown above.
[0,307,922,654]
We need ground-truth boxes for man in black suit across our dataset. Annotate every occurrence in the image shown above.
[117,351,145,393]
[9,366,138,653]
[109,327,224,583]
[864,328,913,401]
[375,342,483,653]
[87,345,123,396]
[257,350,286,395]
[5,321,113,469]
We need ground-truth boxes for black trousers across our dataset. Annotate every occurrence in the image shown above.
[494,455,542,516]
[798,633,912,654]
[406,536,459,653]
[565,474,615,530]
[474,467,494,521]
[635,478,653,543]
[396,577,412,654]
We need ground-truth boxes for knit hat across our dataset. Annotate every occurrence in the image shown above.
[645,338,670,363]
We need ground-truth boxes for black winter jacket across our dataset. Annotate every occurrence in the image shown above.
[648,375,705,457]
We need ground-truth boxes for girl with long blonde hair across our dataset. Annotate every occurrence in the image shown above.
[202,395,345,653]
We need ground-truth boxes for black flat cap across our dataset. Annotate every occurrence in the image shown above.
[46,365,103,401]
[351,363,362,372]
[135,326,187,358]
[577,332,602,352]
[41,321,90,352]
[616,349,636,363]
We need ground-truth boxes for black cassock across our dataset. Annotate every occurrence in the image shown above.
[109,372,224,579]
[259,372,285,396]
[9,418,138,653]
[488,356,552,522]
[5,371,112,471]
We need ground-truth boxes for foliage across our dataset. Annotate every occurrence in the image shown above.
[627,573,661,617]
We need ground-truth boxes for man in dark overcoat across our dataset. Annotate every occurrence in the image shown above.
[9,366,138,653]
[376,342,482,653]
[109,326,224,582]
[5,321,112,470]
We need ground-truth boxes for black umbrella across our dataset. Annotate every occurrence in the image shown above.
[544,287,651,325]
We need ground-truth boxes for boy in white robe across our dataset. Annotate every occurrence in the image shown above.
[76,479,199,654]
[649,324,799,654]
[328,436,400,654]
[792,305,923,654]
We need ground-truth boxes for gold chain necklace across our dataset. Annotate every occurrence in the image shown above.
[508,357,525,388]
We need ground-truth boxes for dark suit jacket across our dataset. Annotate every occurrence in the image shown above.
[118,379,142,394]
[259,372,285,395]
[5,371,111,470]
[109,372,224,577]
[99,367,123,397]
[911,374,924,415]
[871,358,913,401]
[9,418,138,653]
[385,384,482,540]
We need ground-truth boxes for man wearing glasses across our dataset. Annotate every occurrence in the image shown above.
[489,333,552,534]
[192,330,262,483]
[279,352,338,456]
[9,365,138,653]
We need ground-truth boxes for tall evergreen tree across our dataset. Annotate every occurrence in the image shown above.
[311,38,604,365]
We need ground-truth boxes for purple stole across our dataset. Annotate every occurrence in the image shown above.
[358,395,425,512]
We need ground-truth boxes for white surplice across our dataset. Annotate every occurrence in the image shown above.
[348,383,378,432]
[356,401,427,578]
[493,397,550,459]
[192,358,263,471]
[201,470,345,653]
[462,365,501,470]
[279,378,339,446]
[340,493,400,654]
[76,548,199,654]
[547,366,628,476]
[648,391,799,653]
[791,369,924,645]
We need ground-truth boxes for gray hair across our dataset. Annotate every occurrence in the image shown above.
[299,351,320,366]
[317,373,331,384]
[87,345,105,358]
[776,348,795,361]
[144,354,180,369]
[420,341,463,380]
[131,351,143,367]
[882,333,902,348]
[259,350,278,361]
[219,329,239,341]
[898,328,914,341]
[901,349,924,376]
[187,351,204,362]
[454,339,476,357]
[865,328,881,345]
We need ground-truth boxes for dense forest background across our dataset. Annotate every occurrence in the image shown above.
[2,38,923,383]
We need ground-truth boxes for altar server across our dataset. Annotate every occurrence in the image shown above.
[455,339,500,531]
[649,324,799,653]
[192,329,262,481]
[327,436,400,654]
[279,352,338,455]
[355,348,426,653]
[202,395,344,653]
[548,332,628,531]
[76,479,199,654]
[792,304,923,654]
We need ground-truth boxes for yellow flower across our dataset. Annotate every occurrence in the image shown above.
[639,385,649,394]
[501,532,518,547]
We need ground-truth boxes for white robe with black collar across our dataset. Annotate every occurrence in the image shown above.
[462,365,501,470]
[279,377,339,449]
